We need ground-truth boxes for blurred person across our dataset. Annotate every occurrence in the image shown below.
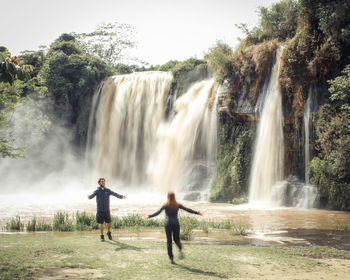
[88,178,127,241]
[146,192,202,264]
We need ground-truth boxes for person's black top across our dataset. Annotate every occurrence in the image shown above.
[88,186,123,212]
[149,204,199,225]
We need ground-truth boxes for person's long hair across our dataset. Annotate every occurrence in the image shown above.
[165,192,179,210]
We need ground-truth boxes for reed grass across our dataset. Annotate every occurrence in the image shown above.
[3,212,250,238]
[26,217,52,231]
[4,216,24,231]
[75,211,99,230]
[53,211,74,232]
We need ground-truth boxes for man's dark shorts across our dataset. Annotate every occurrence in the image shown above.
[96,211,111,224]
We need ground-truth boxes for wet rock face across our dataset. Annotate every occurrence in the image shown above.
[181,164,211,201]
[183,192,202,201]
[174,65,212,97]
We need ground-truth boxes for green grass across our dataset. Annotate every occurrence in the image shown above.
[2,213,250,239]
[26,217,53,232]
[4,216,24,231]
[53,211,74,232]
[75,211,99,231]
[0,232,349,280]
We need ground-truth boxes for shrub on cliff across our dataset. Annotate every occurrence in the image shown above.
[241,0,298,45]
[309,65,350,211]
[210,121,254,202]
[280,0,350,124]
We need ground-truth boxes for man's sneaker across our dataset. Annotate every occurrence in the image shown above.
[100,235,105,242]
[107,232,112,240]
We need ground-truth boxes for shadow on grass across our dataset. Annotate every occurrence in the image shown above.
[106,240,143,252]
[175,263,227,279]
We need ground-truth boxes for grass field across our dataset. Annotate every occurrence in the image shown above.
[1,230,350,280]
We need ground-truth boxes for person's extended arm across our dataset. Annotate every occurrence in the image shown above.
[179,204,201,215]
[110,189,126,199]
[148,205,165,218]
[88,190,97,199]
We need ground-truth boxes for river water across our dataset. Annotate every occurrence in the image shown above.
[1,191,349,231]
[1,191,350,250]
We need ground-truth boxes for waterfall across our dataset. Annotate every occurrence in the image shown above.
[248,49,284,206]
[303,87,313,184]
[148,79,218,198]
[87,71,173,184]
[87,72,218,199]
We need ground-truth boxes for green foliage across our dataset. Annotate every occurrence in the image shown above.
[258,0,298,41]
[113,63,140,75]
[53,211,74,231]
[230,222,249,236]
[205,42,234,84]
[0,51,34,85]
[345,221,350,231]
[236,0,298,45]
[328,64,350,111]
[157,60,180,72]
[73,22,137,66]
[316,0,350,46]
[34,219,52,231]
[170,58,206,82]
[26,217,52,232]
[179,216,198,240]
[19,50,46,78]
[39,34,112,146]
[279,0,350,119]
[0,47,41,158]
[205,40,277,111]
[0,82,24,158]
[309,97,350,210]
[210,121,254,202]
[159,58,207,101]
[26,217,36,231]
[4,216,24,231]
[111,214,164,229]
[75,211,99,230]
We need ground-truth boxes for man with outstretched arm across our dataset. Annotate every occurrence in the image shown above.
[88,178,127,241]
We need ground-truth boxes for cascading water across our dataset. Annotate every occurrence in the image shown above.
[87,72,218,199]
[248,49,284,207]
[87,71,173,184]
[303,87,313,184]
[296,86,318,208]
[149,79,218,199]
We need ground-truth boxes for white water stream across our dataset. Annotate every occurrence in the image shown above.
[87,72,218,199]
[248,49,284,207]
[304,87,313,184]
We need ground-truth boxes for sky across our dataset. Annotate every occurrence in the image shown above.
[1,0,279,65]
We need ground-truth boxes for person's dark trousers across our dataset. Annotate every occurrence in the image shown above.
[165,223,182,260]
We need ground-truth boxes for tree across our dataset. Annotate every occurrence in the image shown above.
[72,22,137,66]
[329,65,350,112]
[39,33,112,146]
[309,64,350,210]
[0,47,34,84]
[0,47,35,158]
[235,0,298,45]
[259,0,298,41]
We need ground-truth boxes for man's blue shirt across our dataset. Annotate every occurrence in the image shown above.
[89,186,123,212]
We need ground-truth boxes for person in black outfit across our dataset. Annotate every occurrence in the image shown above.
[88,178,127,241]
[146,192,203,264]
